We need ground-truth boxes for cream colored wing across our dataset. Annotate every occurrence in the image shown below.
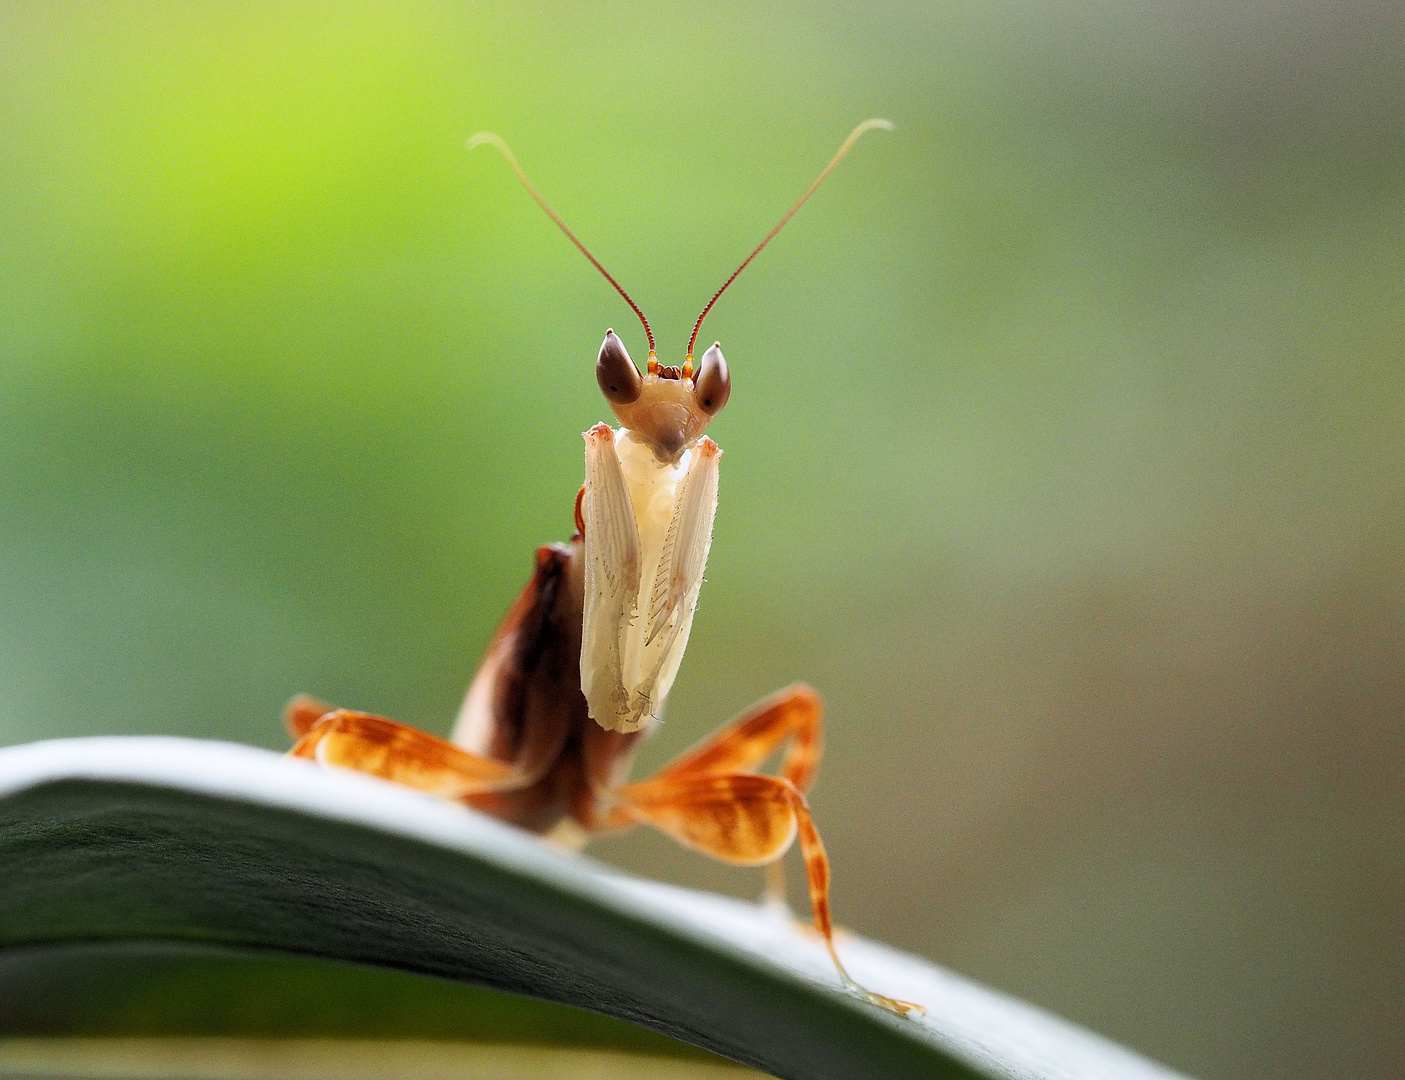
[580,423,641,732]
[623,437,721,724]
[646,437,721,646]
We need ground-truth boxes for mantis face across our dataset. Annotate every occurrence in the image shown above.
[595,329,730,464]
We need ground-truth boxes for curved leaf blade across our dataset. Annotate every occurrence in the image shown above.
[0,738,1192,1080]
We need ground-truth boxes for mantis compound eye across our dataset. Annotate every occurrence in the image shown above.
[596,329,642,405]
[694,342,730,415]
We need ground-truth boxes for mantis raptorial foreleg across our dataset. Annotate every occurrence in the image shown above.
[581,421,721,734]
[580,423,641,731]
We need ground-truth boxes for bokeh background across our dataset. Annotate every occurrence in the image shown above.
[2,2,1402,1077]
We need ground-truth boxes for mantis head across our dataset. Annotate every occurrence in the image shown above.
[596,330,729,462]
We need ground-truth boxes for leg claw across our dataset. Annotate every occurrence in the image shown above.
[841,976,925,1017]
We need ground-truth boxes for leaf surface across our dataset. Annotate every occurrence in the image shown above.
[0,738,1192,1080]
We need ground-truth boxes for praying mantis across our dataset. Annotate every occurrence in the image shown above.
[285,119,918,1015]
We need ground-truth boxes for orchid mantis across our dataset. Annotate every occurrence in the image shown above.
[286,120,916,1014]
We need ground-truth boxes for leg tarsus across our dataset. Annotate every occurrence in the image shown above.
[825,938,926,1016]
[785,783,922,1016]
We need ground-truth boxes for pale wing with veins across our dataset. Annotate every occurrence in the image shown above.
[580,424,641,730]
[582,426,720,734]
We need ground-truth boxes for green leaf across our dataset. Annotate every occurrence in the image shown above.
[0,738,1191,1080]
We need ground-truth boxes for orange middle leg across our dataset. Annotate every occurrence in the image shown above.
[288,707,528,800]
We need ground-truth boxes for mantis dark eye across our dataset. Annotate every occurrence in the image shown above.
[694,342,730,415]
[596,329,642,404]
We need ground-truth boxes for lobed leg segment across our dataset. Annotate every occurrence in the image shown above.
[287,705,526,800]
[655,683,822,912]
[578,683,823,847]
[612,768,920,1015]
[605,685,921,1015]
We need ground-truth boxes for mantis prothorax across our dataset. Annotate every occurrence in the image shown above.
[286,119,918,1014]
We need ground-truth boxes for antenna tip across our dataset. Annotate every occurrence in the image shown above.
[466,131,502,151]
[855,118,895,134]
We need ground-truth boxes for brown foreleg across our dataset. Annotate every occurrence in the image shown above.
[613,771,921,1016]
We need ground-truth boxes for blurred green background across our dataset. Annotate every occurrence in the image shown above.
[1,2,1402,1077]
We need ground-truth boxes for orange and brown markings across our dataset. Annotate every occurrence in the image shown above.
[290,711,518,800]
[651,683,822,792]
[285,694,333,739]
[282,664,920,1013]
[616,773,802,865]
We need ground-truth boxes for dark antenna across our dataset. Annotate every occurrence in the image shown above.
[686,118,893,363]
[469,132,656,358]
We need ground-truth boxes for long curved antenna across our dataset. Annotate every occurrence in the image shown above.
[469,132,656,357]
[687,118,893,362]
